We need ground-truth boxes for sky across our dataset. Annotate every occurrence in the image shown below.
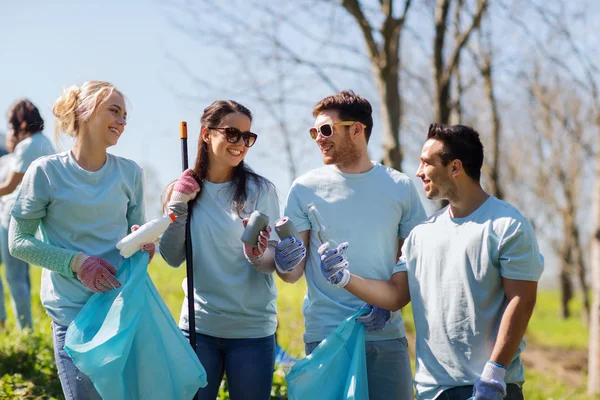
[0,0,561,286]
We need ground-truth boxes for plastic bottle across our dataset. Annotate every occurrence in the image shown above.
[306,203,338,247]
[241,211,270,246]
[117,213,176,258]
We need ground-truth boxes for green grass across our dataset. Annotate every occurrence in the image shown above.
[0,259,597,399]
[526,291,590,349]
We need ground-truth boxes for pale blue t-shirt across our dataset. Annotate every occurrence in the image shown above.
[179,178,281,339]
[393,196,544,399]
[2,132,55,228]
[285,162,427,343]
[11,151,146,326]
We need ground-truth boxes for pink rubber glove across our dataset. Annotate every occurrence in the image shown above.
[72,255,121,293]
[131,224,156,262]
[171,169,200,203]
[242,218,271,264]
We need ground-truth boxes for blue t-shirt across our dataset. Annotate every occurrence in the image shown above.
[2,132,55,228]
[12,151,146,326]
[285,163,426,343]
[179,178,281,339]
[393,196,544,399]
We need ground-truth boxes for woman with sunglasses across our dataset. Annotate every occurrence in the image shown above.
[160,100,282,400]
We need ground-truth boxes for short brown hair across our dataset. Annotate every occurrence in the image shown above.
[312,90,373,142]
[6,99,44,136]
[427,123,484,181]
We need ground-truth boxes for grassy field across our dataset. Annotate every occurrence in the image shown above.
[0,257,597,399]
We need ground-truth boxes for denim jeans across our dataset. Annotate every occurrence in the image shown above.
[52,322,101,400]
[306,337,414,400]
[439,383,524,400]
[0,225,32,329]
[183,330,275,400]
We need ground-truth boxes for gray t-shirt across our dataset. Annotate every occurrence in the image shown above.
[394,196,544,399]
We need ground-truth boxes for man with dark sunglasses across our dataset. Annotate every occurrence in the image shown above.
[275,90,426,400]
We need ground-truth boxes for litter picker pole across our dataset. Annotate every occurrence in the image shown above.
[180,121,197,355]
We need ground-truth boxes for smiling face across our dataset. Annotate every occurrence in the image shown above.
[82,91,127,149]
[313,109,359,169]
[203,111,252,171]
[416,138,457,200]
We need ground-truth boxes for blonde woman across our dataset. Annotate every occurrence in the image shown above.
[9,81,153,399]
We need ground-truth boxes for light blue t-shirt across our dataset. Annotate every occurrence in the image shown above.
[0,153,14,226]
[285,163,427,343]
[2,132,55,228]
[179,178,281,339]
[393,196,544,399]
[12,151,146,326]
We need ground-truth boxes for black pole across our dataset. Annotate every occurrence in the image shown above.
[180,121,198,358]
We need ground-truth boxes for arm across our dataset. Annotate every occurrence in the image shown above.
[489,279,538,366]
[0,172,24,196]
[276,229,309,283]
[344,271,410,312]
[9,216,78,277]
[158,170,201,268]
[158,202,188,268]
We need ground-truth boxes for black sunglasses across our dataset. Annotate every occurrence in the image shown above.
[209,127,258,147]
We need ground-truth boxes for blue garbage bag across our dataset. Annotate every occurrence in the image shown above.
[64,252,207,400]
[286,308,370,400]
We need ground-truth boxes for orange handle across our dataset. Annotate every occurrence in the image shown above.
[180,121,188,139]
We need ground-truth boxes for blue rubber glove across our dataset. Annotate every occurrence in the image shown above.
[274,236,306,274]
[356,304,391,331]
[318,241,350,287]
[473,361,507,400]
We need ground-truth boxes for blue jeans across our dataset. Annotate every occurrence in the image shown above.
[306,337,414,400]
[183,330,275,400]
[0,225,32,329]
[439,384,524,399]
[52,322,101,400]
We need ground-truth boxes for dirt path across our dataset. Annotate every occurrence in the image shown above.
[521,345,587,387]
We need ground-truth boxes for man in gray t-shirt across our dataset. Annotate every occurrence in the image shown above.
[328,124,543,400]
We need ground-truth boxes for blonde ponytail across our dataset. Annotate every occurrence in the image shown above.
[52,85,81,143]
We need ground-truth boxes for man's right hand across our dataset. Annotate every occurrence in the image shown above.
[171,169,201,203]
[72,254,121,293]
[274,237,306,273]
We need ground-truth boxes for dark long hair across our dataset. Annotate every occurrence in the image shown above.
[6,98,44,138]
[163,100,273,215]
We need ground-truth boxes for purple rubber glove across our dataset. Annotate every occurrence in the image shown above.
[318,241,350,287]
[72,254,121,293]
[473,361,507,400]
[356,303,391,331]
[171,169,200,203]
[274,237,306,273]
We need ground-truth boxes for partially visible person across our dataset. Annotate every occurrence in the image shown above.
[0,99,54,330]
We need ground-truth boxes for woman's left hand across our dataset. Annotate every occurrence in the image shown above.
[131,225,156,262]
[242,219,271,262]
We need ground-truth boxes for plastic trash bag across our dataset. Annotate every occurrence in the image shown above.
[286,308,370,400]
[64,251,206,400]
